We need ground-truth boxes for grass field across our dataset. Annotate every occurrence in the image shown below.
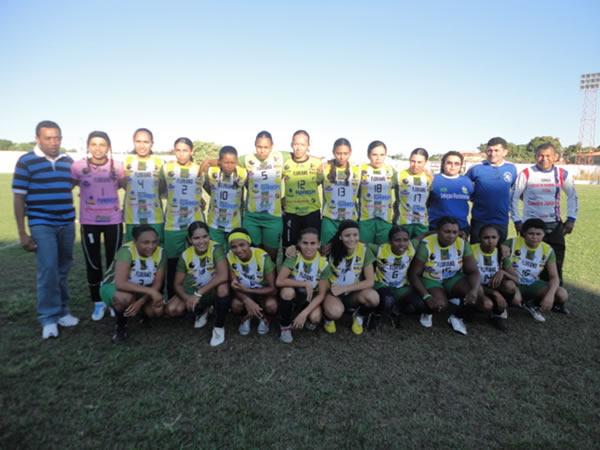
[1,173,599,449]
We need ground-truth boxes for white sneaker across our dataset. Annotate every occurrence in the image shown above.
[523,304,546,322]
[419,313,433,328]
[210,327,225,347]
[448,297,461,306]
[42,323,59,339]
[448,314,468,335]
[194,311,209,329]
[239,319,251,336]
[91,302,107,321]
[58,314,79,327]
[258,318,270,335]
[109,307,116,317]
[280,325,293,344]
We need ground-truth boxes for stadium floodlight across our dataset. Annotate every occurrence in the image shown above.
[578,73,600,155]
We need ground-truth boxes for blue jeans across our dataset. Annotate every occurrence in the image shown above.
[30,223,75,325]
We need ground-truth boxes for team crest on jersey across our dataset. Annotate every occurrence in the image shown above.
[402,178,409,184]
[461,186,469,194]
[503,172,513,183]
[514,250,521,257]
[168,171,175,177]
[429,253,436,260]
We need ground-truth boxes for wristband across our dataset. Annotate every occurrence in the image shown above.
[422,293,432,301]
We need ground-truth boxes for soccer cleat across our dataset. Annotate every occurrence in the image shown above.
[58,314,79,327]
[419,313,433,328]
[324,320,337,334]
[194,311,209,329]
[238,319,251,336]
[448,314,468,335]
[111,326,128,344]
[523,303,546,322]
[91,302,107,321]
[552,304,570,315]
[351,313,364,335]
[210,327,225,347]
[257,318,270,335]
[42,323,59,340]
[304,321,317,331]
[279,325,293,344]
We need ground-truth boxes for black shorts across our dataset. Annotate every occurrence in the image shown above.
[283,210,322,248]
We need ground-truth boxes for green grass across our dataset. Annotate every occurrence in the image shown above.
[1,174,599,449]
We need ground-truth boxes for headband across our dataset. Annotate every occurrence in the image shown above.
[228,232,251,244]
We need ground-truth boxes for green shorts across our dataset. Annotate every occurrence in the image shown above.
[125,223,165,244]
[518,280,548,299]
[100,282,117,307]
[164,229,189,259]
[243,211,282,249]
[400,223,428,239]
[320,217,342,245]
[359,218,392,245]
[421,272,465,294]
[208,227,228,249]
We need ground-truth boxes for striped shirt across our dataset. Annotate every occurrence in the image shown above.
[12,147,75,226]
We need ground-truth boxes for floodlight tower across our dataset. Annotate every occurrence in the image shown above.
[579,73,600,163]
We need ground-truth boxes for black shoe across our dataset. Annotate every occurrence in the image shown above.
[552,304,570,315]
[366,313,380,331]
[111,326,128,344]
[491,316,508,332]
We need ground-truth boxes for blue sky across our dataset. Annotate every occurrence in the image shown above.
[1,0,599,159]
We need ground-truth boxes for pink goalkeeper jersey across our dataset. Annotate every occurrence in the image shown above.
[71,159,125,225]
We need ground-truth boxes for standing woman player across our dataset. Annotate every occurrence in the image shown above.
[203,146,248,248]
[100,225,165,343]
[123,128,165,242]
[240,131,288,262]
[358,141,399,245]
[161,137,204,298]
[322,220,379,335]
[72,131,125,320]
[321,138,361,248]
[398,148,432,238]
[166,221,230,346]
[227,229,278,336]
[282,130,324,248]
[427,151,473,235]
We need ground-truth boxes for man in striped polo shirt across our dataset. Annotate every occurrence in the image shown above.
[13,120,80,339]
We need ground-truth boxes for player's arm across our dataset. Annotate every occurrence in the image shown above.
[562,171,578,234]
[511,171,527,233]
[13,193,37,252]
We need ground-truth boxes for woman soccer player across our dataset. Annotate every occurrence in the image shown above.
[505,218,569,322]
[321,138,361,248]
[370,225,417,328]
[161,137,204,298]
[165,222,230,346]
[358,141,399,245]
[227,229,278,336]
[100,225,165,343]
[204,146,248,248]
[282,130,324,248]
[397,148,432,238]
[276,227,331,343]
[322,220,379,335]
[407,216,480,335]
[123,128,164,242]
[427,151,474,235]
[71,131,125,321]
[472,224,521,331]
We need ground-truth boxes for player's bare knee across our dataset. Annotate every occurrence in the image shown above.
[280,287,295,301]
[264,298,278,315]
[231,299,244,315]
[309,307,322,323]
[216,283,229,297]
[556,287,568,304]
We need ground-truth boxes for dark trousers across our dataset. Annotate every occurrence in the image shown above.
[542,222,565,284]
[81,223,123,302]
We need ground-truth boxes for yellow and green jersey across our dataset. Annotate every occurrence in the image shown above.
[398,169,431,225]
[227,247,274,289]
[176,241,225,288]
[103,241,165,287]
[161,161,204,231]
[322,163,361,221]
[471,244,512,286]
[371,241,415,288]
[328,242,375,287]
[283,252,331,290]
[282,156,323,216]
[124,154,164,225]
[205,166,248,232]
[240,151,288,216]
[359,163,398,222]
[416,235,472,281]
[506,237,555,286]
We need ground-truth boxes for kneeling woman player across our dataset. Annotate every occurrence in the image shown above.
[276,227,331,343]
[227,229,278,336]
[166,221,230,346]
[100,225,165,343]
[322,220,379,335]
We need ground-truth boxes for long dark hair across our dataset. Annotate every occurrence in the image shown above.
[330,220,360,266]
[327,138,352,186]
